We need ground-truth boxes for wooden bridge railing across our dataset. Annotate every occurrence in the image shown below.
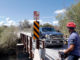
[20,33,45,60]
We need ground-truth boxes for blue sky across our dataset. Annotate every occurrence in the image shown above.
[0,0,78,26]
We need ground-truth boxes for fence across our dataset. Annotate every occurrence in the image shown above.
[20,33,45,60]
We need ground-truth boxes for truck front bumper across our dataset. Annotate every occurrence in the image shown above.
[45,40,63,46]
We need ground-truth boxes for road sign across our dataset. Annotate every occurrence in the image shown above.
[33,21,39,40]
[34,11,39,20]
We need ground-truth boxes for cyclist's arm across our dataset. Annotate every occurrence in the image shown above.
[64,44,75,54]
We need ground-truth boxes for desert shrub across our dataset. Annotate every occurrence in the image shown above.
[0,27,18,54]
[0,26,7,37]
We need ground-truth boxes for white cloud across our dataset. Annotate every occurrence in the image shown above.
[38,20,45,25]
[0,17,17,26]
[28,20,34,24]
[6,17,10,21]
[54,9,66,14]
[0,21,4,26]
[5,17,16,26]
[53,20,59,25]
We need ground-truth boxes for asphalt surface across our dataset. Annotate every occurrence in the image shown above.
[45,45,80,60]
[45,45,67,60]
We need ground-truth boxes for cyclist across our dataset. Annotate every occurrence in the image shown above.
[59,22,80,60]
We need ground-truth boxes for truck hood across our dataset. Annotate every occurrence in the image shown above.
[42,32,63,35]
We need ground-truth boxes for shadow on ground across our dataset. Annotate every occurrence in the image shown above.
[46,45,68,50]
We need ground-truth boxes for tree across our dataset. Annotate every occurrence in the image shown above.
[56,2,80,35]
[40,23,54,27]
[66,3,80,34]
[19,19,31,30]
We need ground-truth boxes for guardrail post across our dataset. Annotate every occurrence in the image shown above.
[19,33,34,60]
[30,37,33,60]
[36,39,39,49]
[24,35,26,51]
[16,43,24,60]
[22,34,24,44]
[41,41,45,60]
[26,35,28,52]
[20,33,22,42]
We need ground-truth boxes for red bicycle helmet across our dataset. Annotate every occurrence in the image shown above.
[66,22,76,28]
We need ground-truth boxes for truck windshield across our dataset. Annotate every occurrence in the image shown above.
[42,28,55,32]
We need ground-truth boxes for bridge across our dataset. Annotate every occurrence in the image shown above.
[16,32,69,60]
[16,32,80,60]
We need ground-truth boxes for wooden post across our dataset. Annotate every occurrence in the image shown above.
[30,37,33,59]
[20,33,22,43]
[16,43,24,60]
[41,41,45,60]
[24,35,26,51]
[22,34,24,44]
[26,35,28,52]
[36,39,39,49]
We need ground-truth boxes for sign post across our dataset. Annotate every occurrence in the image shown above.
[33,11,40,49]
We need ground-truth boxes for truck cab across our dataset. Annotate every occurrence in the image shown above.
[39,27,64,47]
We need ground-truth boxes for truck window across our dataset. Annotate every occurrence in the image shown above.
[42,28,55,32]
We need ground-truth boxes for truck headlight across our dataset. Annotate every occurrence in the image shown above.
[45,34,48,38]
[45,34,50,39]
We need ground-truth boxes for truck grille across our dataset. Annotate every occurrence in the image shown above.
[50,35,62,40]
[52,41,56,43]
